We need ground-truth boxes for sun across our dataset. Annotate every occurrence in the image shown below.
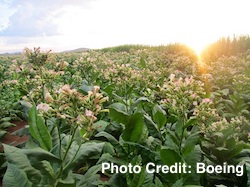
[188,42,207,58]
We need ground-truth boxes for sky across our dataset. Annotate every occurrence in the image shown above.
[0,0,250,54]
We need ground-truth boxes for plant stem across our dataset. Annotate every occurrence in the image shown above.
[57,124,78,178]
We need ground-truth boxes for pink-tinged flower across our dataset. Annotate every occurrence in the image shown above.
[10,80,18,84]
[85,109,97,121]
[185,76,193,84]
[59,84,71,94]
[191,93,197,98]
[193,101,198,106]
[20,64,25,70]
[202,98,212,103]
[85,110,94,117]
[48,70,57,75]
[77,114,86,124]
[15,68,21,72]
[45,92,53,103]
[36,103,50,112]
[93,86,100,94]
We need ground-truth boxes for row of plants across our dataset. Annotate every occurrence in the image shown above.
[0,45,250,186]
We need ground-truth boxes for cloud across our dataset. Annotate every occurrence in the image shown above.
[0,0,96,37]
[0,0,17,31]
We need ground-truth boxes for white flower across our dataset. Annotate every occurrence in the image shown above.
[169,74,175,82]
[36,103,50,112]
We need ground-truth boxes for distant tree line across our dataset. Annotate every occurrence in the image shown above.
[99,43,197,62]
[201,35,250,62]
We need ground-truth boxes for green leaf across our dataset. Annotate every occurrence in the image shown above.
[163,133,179,153]
[3,144,41,185]
[139,57,146,68]
[131,167,154,187]
[0,121,15,128]
[132,97,150,109]
[0,117,12,122]
[95,131,119,146]
[93,120,109,132]
[160,148,181,166]
[152,104,167,129]
[182,132,200,156]
[109,103,129,124]
[122,113,144,143]
[172,178,184,187]
[144,114,161,139]
[3,163,32,187]
[184,117,197,129]
[79,80,94,94]
[38,160,56,184]
[0,130,7,139]
[23,147,60,163]
[28,106,52,151]
[64,142,105,172]
[77,164,102,187]
[183,145,202,184]
[56,171,76,187]
[246,163,250,187]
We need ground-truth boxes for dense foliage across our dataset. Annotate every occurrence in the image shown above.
[0,45,250,186]
[201,35,250,62]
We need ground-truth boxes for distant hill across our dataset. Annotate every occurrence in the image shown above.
[61,48,90,53]
[0,52,21,56]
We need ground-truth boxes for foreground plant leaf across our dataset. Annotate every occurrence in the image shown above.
[3,144,41,185]
[3,163,32,187]
[28,105,52,151]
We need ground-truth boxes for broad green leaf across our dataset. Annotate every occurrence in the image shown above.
[79,80,94,94]
[0,121,15,128]
[132,97,150,109]
[3,144,41,185]
[64,142,105,173]
[131,167,154,187]
[144,114,161,139]
[164,133,179,153]
[95,131,119,146]
[97,153,127,168]
[55,171,76,187]
[109,103,129,124]
[23,147,60,163]
[0,117,12,122]
[182,132,200,156]
[182,145,202,184]
[39,160,56,180]
[122,113,144,143]
[246,163,250,187]
[184,117,197,129]
[77,164,102,187]
[160,148,181,166]
[94,120,109,132]
[0,130,7,139]
[123,141,158,164]
[172,178,184,187]
[152,104,167,129]
[3,163,32,187]
[28,106,52,151]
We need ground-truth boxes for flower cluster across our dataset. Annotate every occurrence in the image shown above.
[36,84,108,137]
[205,116,250,143]
[159,74,219,128]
